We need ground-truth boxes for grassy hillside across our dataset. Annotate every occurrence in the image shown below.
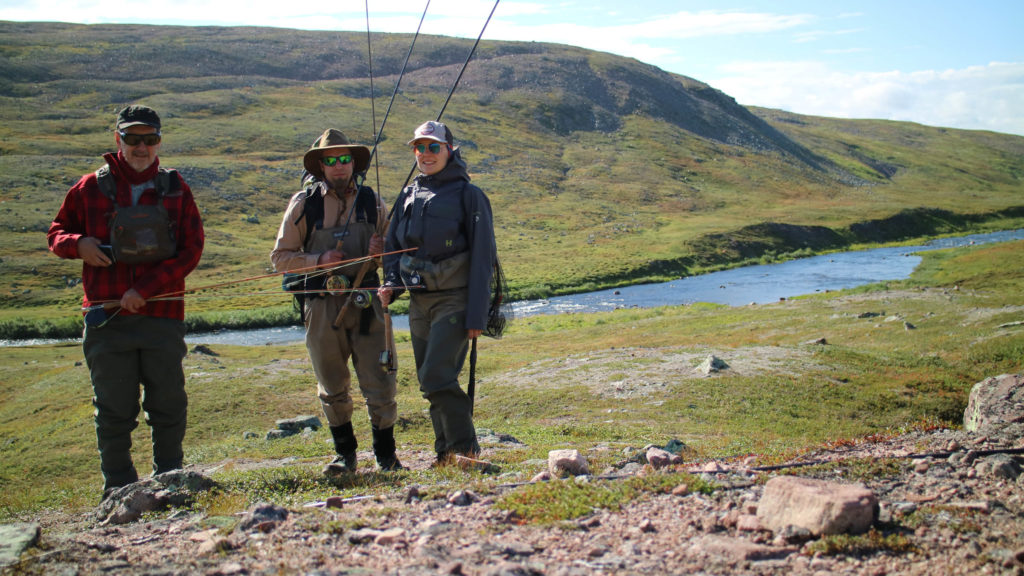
[1,21,1022,338]
[2,237,1022,515]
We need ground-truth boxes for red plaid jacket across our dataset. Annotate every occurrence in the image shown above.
[47,151,205,321]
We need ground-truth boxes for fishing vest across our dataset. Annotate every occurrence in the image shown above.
[96,164,179,264]
[396,181,471,292]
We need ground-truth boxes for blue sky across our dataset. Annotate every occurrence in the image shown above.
[3,0,1022,135]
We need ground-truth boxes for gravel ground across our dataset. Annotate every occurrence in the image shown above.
[9,427,1024,576]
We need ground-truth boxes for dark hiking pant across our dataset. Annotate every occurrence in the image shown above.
[408,290,480,458]
[84,315,188,491]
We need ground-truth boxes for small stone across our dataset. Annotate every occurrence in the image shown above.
[587,545,608,557]
[548,449,590,477]
[736,514,761,532]
[265,429,297,440]
[404,486,421,504]
[530,470,551,483]
[447,490,480,506]
[275,415,321,432]
[198,536,231,555]
[214,562,246,575]
[375,527,406,545]
[348,528,382,544]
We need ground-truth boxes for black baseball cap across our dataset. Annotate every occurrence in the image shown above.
[116,105,161,131]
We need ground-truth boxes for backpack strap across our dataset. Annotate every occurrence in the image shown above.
[354,185,379,225]
[294,183,378,248]
[155,168,181,197]
[294,184,326,249]
[95,165,116,202]
[95,164,181,204]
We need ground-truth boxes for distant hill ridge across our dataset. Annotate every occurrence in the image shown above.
[1,20,1022,328]
[0,21,835,174]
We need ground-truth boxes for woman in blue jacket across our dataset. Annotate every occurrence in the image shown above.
[378,121,495,464]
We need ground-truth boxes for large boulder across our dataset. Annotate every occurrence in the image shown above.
[757,476,877,536]
[0,523,39,568]
[96,470,217,525]
[963,373,1024,438]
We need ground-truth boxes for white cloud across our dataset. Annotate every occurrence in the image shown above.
[482,9,812,52]
[4,1,1021,136]
[611,10,814,39]
[711,61,1024,136]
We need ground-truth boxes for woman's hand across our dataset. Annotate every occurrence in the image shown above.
[377,285,393,307]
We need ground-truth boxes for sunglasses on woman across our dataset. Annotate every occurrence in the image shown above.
[414,142,444,154]
[119,131,162,147]
[320,154,353,166]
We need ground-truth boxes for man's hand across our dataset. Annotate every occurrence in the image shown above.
[467,329,483,340]
[317,249,345,268]
[368,234,385,257]
[78,236,112,267]
[120,288,146,313]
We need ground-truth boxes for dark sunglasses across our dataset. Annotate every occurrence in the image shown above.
[321,154,353,166]
[119,131,161,146]
[414,142,444,154]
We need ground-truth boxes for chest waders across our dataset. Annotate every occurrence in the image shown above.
[283,185,379,323]
[308,217,378,335]
[302,190,401,474]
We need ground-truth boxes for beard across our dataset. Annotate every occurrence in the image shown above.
[326,173,352,191]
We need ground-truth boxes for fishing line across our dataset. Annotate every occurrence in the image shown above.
[77,248,417,311]
[365,0,431,171]
[365,0,381,194]
[401,0,501,188]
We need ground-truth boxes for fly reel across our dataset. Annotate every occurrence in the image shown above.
[326,274,351,293]
[352,290,372,309]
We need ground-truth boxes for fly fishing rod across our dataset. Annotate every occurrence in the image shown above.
[401,0,501,188]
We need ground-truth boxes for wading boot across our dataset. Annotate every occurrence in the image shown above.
[323,422,358,475]
[371,425,405,471]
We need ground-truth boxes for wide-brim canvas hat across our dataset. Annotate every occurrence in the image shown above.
[303,128,371,180]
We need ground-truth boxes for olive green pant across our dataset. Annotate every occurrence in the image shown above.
[408,289,479,457]
[83,314,188,491]
[305,295,398,429]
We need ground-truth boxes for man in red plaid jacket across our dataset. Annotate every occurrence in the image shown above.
[47,105,204,498]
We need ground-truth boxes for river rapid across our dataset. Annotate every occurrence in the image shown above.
[182,228,1023,346]
[5,229,1021,347]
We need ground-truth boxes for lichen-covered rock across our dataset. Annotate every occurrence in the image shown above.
[964,373,1024,438]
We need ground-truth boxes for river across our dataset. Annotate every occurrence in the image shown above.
[6,229,1022,347]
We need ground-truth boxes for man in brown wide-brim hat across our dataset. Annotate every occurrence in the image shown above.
[301,128,371,181]
[271,128,402,474]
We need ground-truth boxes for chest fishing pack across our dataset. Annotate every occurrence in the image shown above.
[283,181,379,321]
[96,165,179,265]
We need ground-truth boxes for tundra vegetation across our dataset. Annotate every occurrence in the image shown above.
[1,239,1022,517]
[0,22,1022,521]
